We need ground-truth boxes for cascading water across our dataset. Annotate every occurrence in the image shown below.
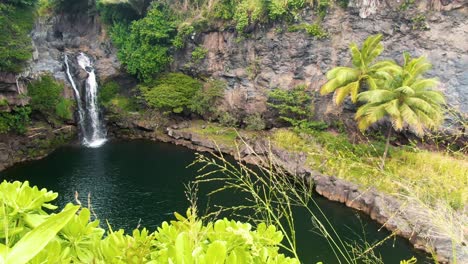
[64,52,107,148]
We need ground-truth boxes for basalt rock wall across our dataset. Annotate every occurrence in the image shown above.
[172,0,468,123]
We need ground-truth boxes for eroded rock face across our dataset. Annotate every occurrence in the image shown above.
[172,3,468,118]
[24,11,121,95]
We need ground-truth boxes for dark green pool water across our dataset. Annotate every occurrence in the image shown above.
[0,140,429,263]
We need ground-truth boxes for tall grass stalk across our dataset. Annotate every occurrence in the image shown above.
[190,140,386,263]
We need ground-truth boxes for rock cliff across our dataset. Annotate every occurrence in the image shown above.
[172,0,468,120]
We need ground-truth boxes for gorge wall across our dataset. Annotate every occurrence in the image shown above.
[172,0,468,125]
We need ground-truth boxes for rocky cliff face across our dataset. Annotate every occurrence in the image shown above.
[0,9,121,110]
[172,0,468,122]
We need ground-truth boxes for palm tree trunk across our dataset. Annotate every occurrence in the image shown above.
[380,126,392,170]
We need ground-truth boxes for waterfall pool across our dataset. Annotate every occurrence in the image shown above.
[0,140,430,263]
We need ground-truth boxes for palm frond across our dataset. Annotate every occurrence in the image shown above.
[400,104,424,136]
[320,78,342,95]
[357,90,395,103]
[334,84,352,105]
[350,43,363,68]
[411,78,439,91]
[325,67,356,80]
[414,91,446,105]
[362,34,383,65]
[395,86,415,96]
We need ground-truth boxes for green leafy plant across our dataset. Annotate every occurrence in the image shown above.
[0,3,35,73]
[288,22,328,39]
[244,113,266,130]
[189,78,225,118]
[356,53,446,169]
[28,75,73,121]
[0,180,299,263]
[268,85,327,131]
[191,46,208,63]
[320,34,400,105]
[111,6,177,82]
[140,73,202,114]
[0,106,31,134]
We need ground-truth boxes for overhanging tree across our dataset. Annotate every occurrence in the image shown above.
[320,34,400,105]
[355,53,446,169]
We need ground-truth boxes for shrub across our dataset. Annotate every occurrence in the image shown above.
[28,75,72,120]
[191,46,208,63]
[0,180,299,264]
[219,112,239,127]
[189,79,225,117]
[244,113,266,131]
[140,73,202,114]
[172,22,195,49]
[288,23,328,39]
[0,106,31,134]
[268,85,322,128]
[98,80,120,107]
[55,99,73,120]
[0,3,34,73]
[111,6,177,82]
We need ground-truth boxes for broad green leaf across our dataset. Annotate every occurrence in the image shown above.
[5,205,79,264]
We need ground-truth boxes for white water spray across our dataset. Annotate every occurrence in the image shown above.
[64,52,106,148]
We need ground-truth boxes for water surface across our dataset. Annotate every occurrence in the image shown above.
[0,140,429,263]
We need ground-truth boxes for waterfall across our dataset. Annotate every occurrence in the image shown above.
[64,52,107,148]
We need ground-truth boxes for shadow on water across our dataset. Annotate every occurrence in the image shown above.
[0,140,430,263]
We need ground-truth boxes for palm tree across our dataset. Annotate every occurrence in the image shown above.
[355,53,446,169]
[320,34,400,105]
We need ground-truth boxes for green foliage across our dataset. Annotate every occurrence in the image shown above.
[233,0,267,32]
[189,79,225,117]
[191,46,208,63]
[288,22,328,39]
[411,14,429,31]
[0,180,299,264]
[244,113,266,131]
[219,112,239,127]
[267,0,306,20]
[55,99,74,120]
[28,75,72,120]
[356,53,446,136]
[3,0,38,7]
[96,0,141,24]
[111,6,177,82]
[98,80,120,106]
[320,34,401,105]
[140,73,202,114]
[268,85,326,130]
[0,3,35,73]
[399,0,415,11]
[0,106,31,134]
[172,22,195,48]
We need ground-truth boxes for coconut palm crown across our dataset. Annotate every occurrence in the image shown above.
[355,53,446,137]
[320,34,400,105]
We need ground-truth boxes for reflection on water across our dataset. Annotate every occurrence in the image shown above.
[0,140,429,263]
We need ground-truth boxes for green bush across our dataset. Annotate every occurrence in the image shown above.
[96,0,141,25]
[55,99,74,120]
[0,3,34,73]
[288,23,328,39]
[98,80,120,106]
[244,113,266,131]
[219,112,239,127]
[0,106,31,134]
[28,75,72,120]
[0,180,299,264]
[268,85,324,129]
[191,46,208,63]
[111,6,177,82]
[140,73,202,114]
[189,79,225,117]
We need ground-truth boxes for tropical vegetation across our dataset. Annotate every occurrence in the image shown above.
[0,180,299,264]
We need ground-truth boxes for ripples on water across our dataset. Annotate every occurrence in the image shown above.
[0,140,429,263]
